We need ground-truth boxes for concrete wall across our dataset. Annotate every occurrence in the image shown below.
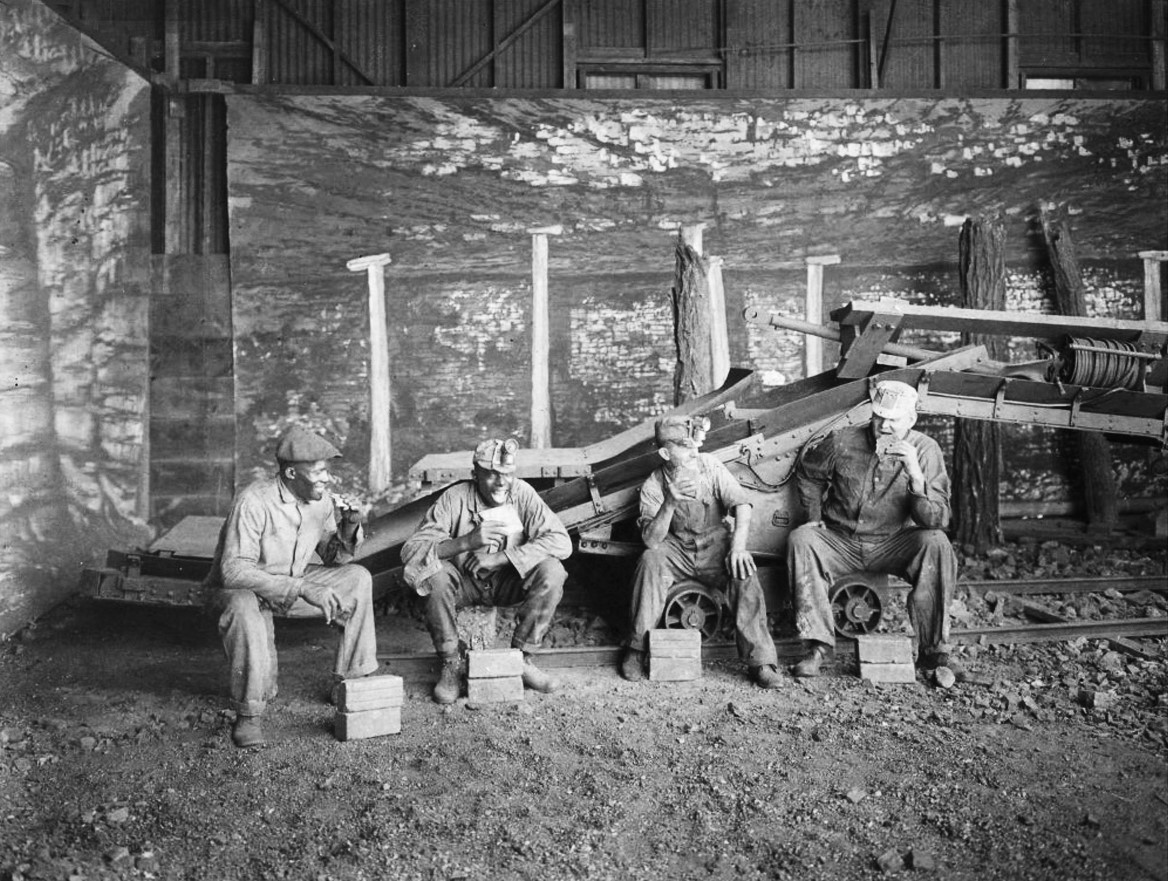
[0,0,153,636]
[225,92,1167,508]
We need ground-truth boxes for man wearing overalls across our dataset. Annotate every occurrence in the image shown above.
[620,415,783,689]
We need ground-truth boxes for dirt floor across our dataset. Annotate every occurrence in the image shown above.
[2,539,1167,881]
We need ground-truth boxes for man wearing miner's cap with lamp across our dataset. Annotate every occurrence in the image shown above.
[401,438,571,704]
[788,379,960,682]
[621,414,784,689]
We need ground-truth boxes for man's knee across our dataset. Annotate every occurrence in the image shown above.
[788,523,825,556]
[635,547,670,577]
[216,590,262,626]
[420,563,460,601]
[530,558,568,589]
[335,564,373,598]
[918,529,956,558]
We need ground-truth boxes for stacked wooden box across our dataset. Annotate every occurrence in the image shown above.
[467,648,524,703]
[333,675,404,741]
[649,629,702,681]
[855,635,916,684]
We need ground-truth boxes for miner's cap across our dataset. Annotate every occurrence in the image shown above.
[276,426,342,462]
[473,438,519,474]
[654,415,710,446]
[870,380,919,419]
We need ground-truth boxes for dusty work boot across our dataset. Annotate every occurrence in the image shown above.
[619,648,646,682]
[521,654,560,694]
[792,643,830,679]
[231,715,266,749]
[432,656,462,705]
[752,664,784,690]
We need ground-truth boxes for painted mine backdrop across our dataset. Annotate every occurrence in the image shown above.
[225,92,1168,505]
[0,0,152,634]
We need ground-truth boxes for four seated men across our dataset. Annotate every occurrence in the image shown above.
[218,381,959,740]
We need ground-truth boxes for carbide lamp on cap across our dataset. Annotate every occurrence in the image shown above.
[870,381,919,420]
[473,438,519,474]
[654,415,711,447]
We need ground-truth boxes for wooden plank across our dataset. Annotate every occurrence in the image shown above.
[831,300,1168,341]
[835,310,903,378]
[964,575,1167,597]
[952,618,1168,645]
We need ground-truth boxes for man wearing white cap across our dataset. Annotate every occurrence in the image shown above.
[787,379,959,680]
[205,426,379,748]
[401,438,571,704]
[620,415,783,689]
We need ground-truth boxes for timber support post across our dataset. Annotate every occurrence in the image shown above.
[953,218,1007,553]
[346,252,393,494]
[804,254,840,377]
[672,224,722,404]
[1040,211,1119,532]
[528,226,561,449]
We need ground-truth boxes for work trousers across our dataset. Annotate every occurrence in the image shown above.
[625,537,779,669]
[787,523,957,652]
[420,558,566,657]
[210,564,379,717]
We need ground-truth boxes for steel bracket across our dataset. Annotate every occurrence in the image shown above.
[1069,388,1085,427]
[585,475,606,516]
[992,378,1010,421]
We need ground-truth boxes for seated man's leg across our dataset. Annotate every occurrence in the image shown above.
[787,523,864,676]
[209,589,275,747]
[869,528,958,664]
[622,541,694,680]
[723,572,779,671]
[418,562,475,703]
[493,558,568,694]
[292,563,380,681]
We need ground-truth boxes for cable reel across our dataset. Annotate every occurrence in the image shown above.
[1044,335,1163,391]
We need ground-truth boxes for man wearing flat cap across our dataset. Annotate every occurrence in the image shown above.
[620,415,784,689]
[788,379,959,681]
[401,438,571,704]
[205,426,378,748]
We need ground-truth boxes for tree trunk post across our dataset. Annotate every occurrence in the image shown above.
[672,226,715,405]
[1040,211,1119,531]
[953,218,1007,553]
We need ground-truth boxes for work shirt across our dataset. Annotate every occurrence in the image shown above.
[796,424,950,538]
[400,479,571,590]
[638,453,751,556]
[204,475,361,614]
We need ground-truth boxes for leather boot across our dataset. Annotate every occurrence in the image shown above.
[619,648,646,682]
[793,643,829,679]
[521,654,560,694]
[432,656,461,705]
[752,663,783,689]
[231,715,266,749]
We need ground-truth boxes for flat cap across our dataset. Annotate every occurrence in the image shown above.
[275,426,342,463]
[870,380,919,419]
[473,438,518,474]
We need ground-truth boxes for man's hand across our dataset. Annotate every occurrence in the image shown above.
[726,548,757,580]
[470,549,508,580]
[335,497,369,542]
[664,471,699,503]
[887,439,925,484]
[469,521,510,553]
[299,582,347,624]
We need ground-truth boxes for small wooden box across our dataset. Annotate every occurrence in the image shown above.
[649,629,702,681]
[467,648,524,679]
[334,705,402,741]
[334,675,404,713]
[859,661,917,684]
[467,676,525,704]
[854,635,914,665]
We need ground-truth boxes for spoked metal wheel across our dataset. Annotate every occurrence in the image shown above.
[829,576,883,636]
[661,582,725,641]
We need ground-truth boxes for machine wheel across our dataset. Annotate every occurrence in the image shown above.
[829,576,883,636]
[662,582,725,641]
